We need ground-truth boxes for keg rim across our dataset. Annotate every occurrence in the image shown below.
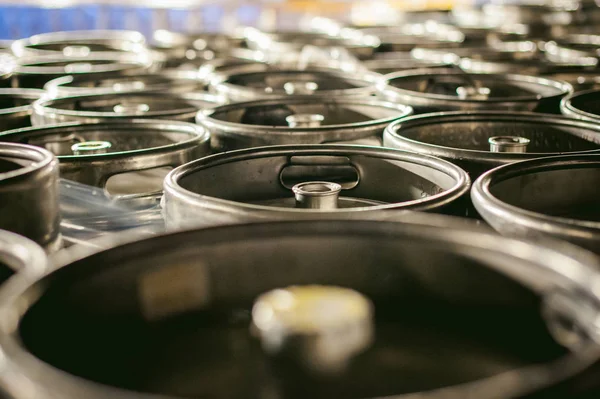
[472,154,600,234]
[561,88,600,122]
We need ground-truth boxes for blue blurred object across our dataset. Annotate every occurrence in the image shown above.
[0,3,268,40]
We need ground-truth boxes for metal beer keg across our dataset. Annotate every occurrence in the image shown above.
[197,96,412,151]
[31,92,219,126]
[472,154,600,253]
[384,111,600,177]
[378,68,572,113]
[0,143,60,251]
[162,145,470,229]
[0,216,600,398]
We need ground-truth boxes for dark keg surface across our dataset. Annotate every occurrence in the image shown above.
[489,165,600,222]
[14,221,573,398]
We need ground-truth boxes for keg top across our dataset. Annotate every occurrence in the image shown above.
[472,155,600,252]
[384,111,600,165]
[213,68,379,99]
[165,145,469,214]
[0,120,209,159]
[11,30,147,57]
[44,71,207,96]
[356,22,465,48]
[380,68,571,105]
[33,92,214,120]
[200,97,412,131]
[1,216,600,398]
[15,54,151,76]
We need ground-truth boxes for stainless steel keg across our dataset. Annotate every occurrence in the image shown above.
[0,53,14,86]
[12,54,153,89]
[152,30,246,57]
[162,145,470,229]
[0,229,47,284]
[210,68,379,103]
[561,89,600,123]
[11,30,147,58]
[43,70,208,97]
[0,143,60,251]
[362,51,451,75]
[0,88,43,130]
[544,70,600,91]
[0,120,210,200]
[355,21,465,52]
[472,154,600,253]
[197,97,412,151]
[544,34,600,64]
[31,92,219,126]
[1,216,600,398]
[378,68,572,113]
[244,28,380,60]
[383,111,600,177]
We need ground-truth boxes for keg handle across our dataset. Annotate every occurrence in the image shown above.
[292,181,341,210]
[286,114,325,128]
[488,136,530,153]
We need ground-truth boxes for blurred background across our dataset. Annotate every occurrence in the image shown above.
[0,0,462,39]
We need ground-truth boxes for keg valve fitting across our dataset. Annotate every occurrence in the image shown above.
[71,141,112,155]
[286,114,325,128]
[489,136,530,153]
[292,181,341,210]
[284,81,319,95]
[251,285,374,374]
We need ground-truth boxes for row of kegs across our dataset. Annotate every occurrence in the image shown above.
[1,4,600,398]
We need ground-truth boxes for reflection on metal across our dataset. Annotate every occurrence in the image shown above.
[71,141,112,155]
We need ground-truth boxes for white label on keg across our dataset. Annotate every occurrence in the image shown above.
[138,262,211,321]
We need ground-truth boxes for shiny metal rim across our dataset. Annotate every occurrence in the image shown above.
[0,229,47,278]
[561,89,600,122]
[164,144,470,214]
[0,88,44,116]
[472,155,600,231]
